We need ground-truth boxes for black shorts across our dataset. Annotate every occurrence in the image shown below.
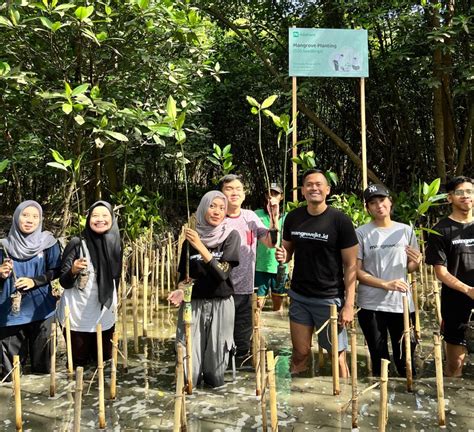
[441,288,474,346]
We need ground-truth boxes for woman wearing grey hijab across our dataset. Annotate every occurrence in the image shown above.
[168,191,240,387]
[0,200,61,380]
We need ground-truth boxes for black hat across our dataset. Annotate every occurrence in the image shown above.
[363,184,390,202]
[269,183,283,194]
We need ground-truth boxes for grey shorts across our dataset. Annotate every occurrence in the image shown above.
[289,290,348,352]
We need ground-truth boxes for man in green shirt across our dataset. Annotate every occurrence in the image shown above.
[255,183,288,311]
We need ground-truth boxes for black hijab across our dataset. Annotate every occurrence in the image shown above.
[83,201,122,309]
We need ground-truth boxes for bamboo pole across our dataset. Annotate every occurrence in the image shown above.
[143,257,149,337]
[360,77,368,190]
[166,236,172,294]
[378,358,390,432]
[132,275,139,353]
[73,367,84,432]
[291,75,298,202]
[330,304,340,395]
[65,305,74,376]
[260,335,267,431]
[252,293,260,370]
[434,332,446,427]
[154,249,160,310]
[160,245,165,298]
[49,321,57,397]
[168,233,173,290]
[13,355,22,432]
[183,282,194,395]
[267,351,278,432]
[174,344,185,432]
[350,321,358,429]
[135,242,140,281]
[402,295,413,392]
[110,332,118,400]
[120,274,128,371]
[409,273,421,340]
[96,324,106,429]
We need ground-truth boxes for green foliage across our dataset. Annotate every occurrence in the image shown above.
[0,159,10,185]
[114,185,163,241]
[207,144,235,182]
[329,193,371,228]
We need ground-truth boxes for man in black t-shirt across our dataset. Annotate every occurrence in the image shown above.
[426,176,474,377]
[276,169,358,376]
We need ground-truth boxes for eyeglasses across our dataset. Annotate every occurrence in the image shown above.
[452,189,473,197]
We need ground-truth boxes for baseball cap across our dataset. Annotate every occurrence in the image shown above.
[269,183,283,194]
[363,184,390,202]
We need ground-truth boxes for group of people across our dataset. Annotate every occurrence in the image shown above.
[0,200,121,380]
[1,172,472,389]
[169,171,473,387]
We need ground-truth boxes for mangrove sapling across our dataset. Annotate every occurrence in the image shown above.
[163,95,194,395]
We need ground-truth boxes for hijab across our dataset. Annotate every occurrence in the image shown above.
[195,191,233,248]
[1,200,57,260]
[83,201,122,309]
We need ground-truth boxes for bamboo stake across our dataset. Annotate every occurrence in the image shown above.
[166,235,171,293]
[260,335,267,431]
[120,274,128,371]
[132,275,139,353]
[154,249,160,310]
[434,332,446,427]
[291,75,297,202]
[330,304,340,395]
[65,305,74,376]
[174,344,185,432]
[168,233,174,290]
[110,332,118,400]
[267,351,278,432]
[433,280,442,326]
[143,257,149,337]
[49,321,57,397]
[360,77,368,190]
[160,245,165,298]
[96,324,106,429]
[135,242,140,281]
[378,358,390,432]
[409,273,421,340]
[73,367,84,432]
[12,355,22,432]
[183,281,194,395]
[252,293,260,370]
[402,295,413,392]
[350,321,358,429]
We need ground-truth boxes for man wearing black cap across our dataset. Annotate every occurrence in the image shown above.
[255,183,288,311]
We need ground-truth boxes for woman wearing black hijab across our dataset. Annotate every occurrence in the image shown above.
[58,201,122,366]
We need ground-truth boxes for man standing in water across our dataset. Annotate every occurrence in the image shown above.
[426,176,474,377]
[255,183,288,312]
[276,169,358,376]
[219,174,278,366]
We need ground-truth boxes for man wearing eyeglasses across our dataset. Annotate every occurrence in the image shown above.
[426,176,474,377]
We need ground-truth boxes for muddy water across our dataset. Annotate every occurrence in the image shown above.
[0,302,473,431]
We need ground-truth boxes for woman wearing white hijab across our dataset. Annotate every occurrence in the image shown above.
[0,200,61,379]
[168,191,240,387]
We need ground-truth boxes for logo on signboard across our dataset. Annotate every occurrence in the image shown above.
[293,31,299,37]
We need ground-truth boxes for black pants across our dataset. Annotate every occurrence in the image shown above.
[233,294,252,358]
[65,326,115,368]
[0,316,53,380]
[358,308,416,377]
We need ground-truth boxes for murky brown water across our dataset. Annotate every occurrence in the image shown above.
[1,301,473,431]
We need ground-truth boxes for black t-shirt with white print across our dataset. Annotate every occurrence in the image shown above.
[426,217,474,305]
[283,206,358,298]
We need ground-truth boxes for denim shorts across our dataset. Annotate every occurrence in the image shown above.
[289,290,348,352]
